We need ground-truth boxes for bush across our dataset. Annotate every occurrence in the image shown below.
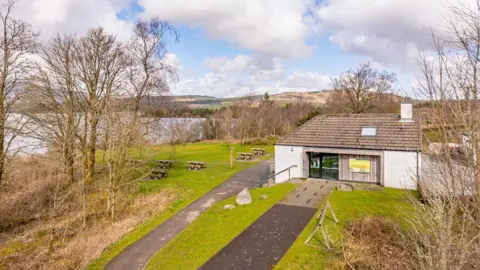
[334,217,411,270]
[243,137,278,146]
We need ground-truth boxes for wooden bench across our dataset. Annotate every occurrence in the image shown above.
[146,168,168,180]
[236,153,253,161]
[127,159,146,167]
[188,161,205,170]
[154,160,173,169]
[252,148,266,156]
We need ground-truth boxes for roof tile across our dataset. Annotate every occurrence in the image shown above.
[277,113,422,151]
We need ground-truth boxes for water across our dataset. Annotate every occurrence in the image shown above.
[9,114,206,155]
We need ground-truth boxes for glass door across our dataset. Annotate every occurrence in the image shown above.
[321,155,339,180]
[309,153,321,178]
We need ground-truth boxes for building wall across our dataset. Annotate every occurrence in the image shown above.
[274,145,304,183]
[339,154,381,183]
[384,151,420,189]
[274,145,421,190]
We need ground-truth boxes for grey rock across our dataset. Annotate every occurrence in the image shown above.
[236,188,252,205]
[260,194,268,200]
[337,183,354,192]
[224,204,235,210]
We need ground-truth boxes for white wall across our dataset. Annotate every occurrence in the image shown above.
[384,151,421,189]
[275,145,304,183]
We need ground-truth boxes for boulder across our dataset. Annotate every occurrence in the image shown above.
[260,194,268,200]
[236,188,252,205]
[224,204,235,210]
[337,183,354,192]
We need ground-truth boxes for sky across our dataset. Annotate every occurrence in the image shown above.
[4,0,458,98]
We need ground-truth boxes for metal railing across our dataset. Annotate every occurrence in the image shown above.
[260,165,298,187]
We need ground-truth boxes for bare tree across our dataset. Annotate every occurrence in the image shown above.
[125,19,178,118]
[399,1,480,268]
[74,28,125,182]
[73,27,125,227]
[24,34,78,183]
[330,62,397,113]
[104,19,178,220]
[0,0,39,184]
[416,0,480,195]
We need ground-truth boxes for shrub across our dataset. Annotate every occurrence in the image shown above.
[333,217,411,270]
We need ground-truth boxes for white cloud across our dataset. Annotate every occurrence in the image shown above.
[204,54,285,80]
[163,53,181,71]
[171,70,331,97]
[313,0,463,69]
[204,55,252,74]
[138,0,316,58]
[171,54,331,97]
[279,72,331,90]
[4,0,133,40]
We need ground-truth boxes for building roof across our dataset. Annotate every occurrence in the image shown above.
[277,113,422,152]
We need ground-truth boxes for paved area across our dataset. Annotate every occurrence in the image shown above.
[106,160,273,270]
[281,180,335,208]
[201,179,334,270]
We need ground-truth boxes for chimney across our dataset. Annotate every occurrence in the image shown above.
[400,100,413,122]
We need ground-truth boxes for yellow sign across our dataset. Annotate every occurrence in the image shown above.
[349,158,371,173]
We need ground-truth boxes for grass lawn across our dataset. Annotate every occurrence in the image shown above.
[87,142,274,270]
[145,183,296,270]
[276,188,416,270]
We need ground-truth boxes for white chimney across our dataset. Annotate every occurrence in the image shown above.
[400,100,413,122]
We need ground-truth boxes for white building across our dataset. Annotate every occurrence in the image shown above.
[275,101,422,190]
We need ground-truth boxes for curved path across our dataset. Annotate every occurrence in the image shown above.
[106,160,273,270]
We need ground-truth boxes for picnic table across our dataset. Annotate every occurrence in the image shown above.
[252,148,266,156]
[127,159,146,166]
[146,168,168,180]
[236,152,253,161]
[188,161,206,170]
[154,160,173,169]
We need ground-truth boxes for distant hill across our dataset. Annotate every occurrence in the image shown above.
[269,91,332,105]
[167,90,334,108]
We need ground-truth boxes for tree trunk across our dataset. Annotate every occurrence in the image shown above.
[82,171,87,229]
[63,138,75,183]
[87,116,98,183]
[0,59,5,185]
[107,169,113,212]
[110,186,116,221]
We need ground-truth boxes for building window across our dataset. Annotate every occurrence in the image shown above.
[361,126,377,136]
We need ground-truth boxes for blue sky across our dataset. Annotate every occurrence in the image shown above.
[111,0,422,97]
[12,0,443,97]
[164,24,416,97]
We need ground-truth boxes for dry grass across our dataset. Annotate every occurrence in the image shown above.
[330,217,411,270]
[0,155,177,270]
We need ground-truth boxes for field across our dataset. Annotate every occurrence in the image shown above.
[0,142,274,270]
[87,142,274,269]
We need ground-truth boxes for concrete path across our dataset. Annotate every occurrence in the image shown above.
[201,179,335,270]
[106,160,273,270]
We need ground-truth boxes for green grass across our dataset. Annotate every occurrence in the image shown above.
[145,183,296,270]
[276,188,417,270]
[87,142,274,270]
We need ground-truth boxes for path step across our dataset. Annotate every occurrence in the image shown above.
[279,180,335,208]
